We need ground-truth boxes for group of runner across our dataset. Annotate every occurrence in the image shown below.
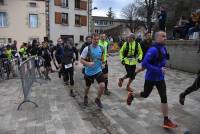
[54,31,199,129]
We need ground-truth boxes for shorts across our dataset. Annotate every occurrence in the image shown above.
[125,64,136,80]
[84,72,105,87]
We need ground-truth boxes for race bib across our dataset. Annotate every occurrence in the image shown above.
[127,57,135,61]
[64,63,72,69]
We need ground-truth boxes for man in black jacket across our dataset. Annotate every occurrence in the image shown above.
[79,36,92,74]
[80,36,92,55]
[61,41,78,97]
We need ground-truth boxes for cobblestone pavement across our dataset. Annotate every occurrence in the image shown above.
[0,54,199,134]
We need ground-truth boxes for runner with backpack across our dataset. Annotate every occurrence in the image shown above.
[126,31,177,129]
[80,33,105,108]
[118,33,143,92]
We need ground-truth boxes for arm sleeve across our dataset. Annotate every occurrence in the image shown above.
[137,43,143,60]
[80,46,88,59]
[120,42,126,61]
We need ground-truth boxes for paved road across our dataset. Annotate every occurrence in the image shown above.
[0,54,199,134]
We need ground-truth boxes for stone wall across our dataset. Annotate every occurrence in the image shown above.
[166,40,200,73]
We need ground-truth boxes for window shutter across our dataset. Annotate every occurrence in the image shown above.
[80,1,87,10]
[80,16,87,26]
[55,12,61,24]
[54,0,61,6]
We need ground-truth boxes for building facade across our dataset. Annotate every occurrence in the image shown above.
[49,0,90,44]
[0,0,46,48]
[92,16,146,39]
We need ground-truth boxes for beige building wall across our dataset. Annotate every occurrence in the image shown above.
[0,0,46,48]
[49,0,89,45]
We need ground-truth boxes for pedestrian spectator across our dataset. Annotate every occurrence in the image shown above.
[172,16,189,39]
[188,11,200,39]
[127,31,177,129]
[158,6,167,31]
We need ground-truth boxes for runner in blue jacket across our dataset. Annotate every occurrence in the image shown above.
[127,31,177,129]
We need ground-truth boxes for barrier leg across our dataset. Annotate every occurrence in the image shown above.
[17,99,38,110]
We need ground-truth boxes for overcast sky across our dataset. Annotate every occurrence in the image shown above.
[92,0,134,18]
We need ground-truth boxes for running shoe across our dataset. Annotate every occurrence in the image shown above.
[95,98,103,108]
[163,119,178,128]
[127,91,134,106]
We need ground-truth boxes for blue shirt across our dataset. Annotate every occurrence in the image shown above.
[81,45,103,76]
[142,42,167,81]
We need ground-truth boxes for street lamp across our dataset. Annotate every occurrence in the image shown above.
[88,6,98,35]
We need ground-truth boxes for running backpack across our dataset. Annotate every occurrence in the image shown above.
[150,45,170,64]
[86,45,104,62]
[123,41,139,58]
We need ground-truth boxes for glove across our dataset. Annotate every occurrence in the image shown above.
[121,60,125,65]
[138,59,142,63]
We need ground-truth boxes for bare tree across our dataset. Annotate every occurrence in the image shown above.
[136,0,156,33]
[121,3,143,33]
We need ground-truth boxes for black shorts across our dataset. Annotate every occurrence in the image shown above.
[84,72,105,87]
[125,64,136,79]
[102,62,108,74]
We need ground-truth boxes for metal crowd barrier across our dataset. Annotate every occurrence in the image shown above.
[17,56,44,110]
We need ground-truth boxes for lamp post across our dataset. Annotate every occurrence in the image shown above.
[88,6,97,35]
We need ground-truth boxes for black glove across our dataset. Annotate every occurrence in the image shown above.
[121,60,125,65]
[138,59,142,63]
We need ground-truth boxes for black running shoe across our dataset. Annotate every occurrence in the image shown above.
[95,98,103,108]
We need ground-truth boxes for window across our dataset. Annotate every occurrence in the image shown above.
[61,13,68,24]
[75,15,87,26]
[61,0,68,7]
[104,21,107,25]
[80,35,84,42]
[0,0,4,5]
[75,15,80,25]
[55,12,68,25]
[29,2,37,7]
[0,12,7,27]
[100,20,103,25]
[95,29,99,33]
[29,14,38,28]
[75,0,80,9]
